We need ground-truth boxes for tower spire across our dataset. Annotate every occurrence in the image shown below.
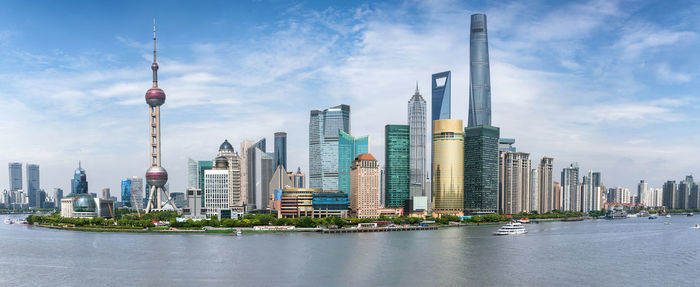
[152,18,159,88]
[415,81,419,94]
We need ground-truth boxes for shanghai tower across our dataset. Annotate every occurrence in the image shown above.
[468,13,491,127]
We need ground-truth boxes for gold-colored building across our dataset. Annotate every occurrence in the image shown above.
[432,119,464,215]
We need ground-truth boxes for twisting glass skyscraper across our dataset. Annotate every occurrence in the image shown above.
[468,13,492,127]
[408,85,426,200]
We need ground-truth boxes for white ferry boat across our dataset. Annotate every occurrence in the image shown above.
[494,222,527,236]
[4,218,13,225]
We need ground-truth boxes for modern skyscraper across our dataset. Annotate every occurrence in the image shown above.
[591,172,601,210]
[432,119,464,215]
[468,13,492,127]
[553,182,562,211]
[638,180,649,206]
[408,85,427,200]
[187,158,198,189]
[204,156,230,216]
[384,125,410,208]
[129,177,144,209]
[529,169,538,212]
[338,130,369,196]
[239,139,256,205]
[274,132,287,170]
[350,153,380,218]
[431,71,451,121]
[463,125,499,214]
[309,104,351,192]
[144,22,177,213]
[246,139,274,211]
[8,162,22,191]
[499,150,530,214]
[71,162,88,195]
[561,163,580,211]
[26,163,40,208]
[538,157,554,213]
[218,140,243,211]
[121,179,132,207]
[678,176,693,209]
[102,188,110,200]
[54,188,63,210]
[662,180,677,209]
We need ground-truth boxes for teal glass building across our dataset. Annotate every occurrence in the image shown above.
[463,125,499,214]
[385,125,410,208]
[338,130,368,196]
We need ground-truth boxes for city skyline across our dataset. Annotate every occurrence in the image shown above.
[0,1,699,196]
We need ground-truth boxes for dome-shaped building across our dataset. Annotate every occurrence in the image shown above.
[219,140,234,152]
[72,193,97,218]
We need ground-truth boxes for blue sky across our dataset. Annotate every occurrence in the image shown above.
[1,0,699,199]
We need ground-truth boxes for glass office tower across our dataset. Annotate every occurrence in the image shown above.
[274,132,287,170]
[121,179,132,207]
[431,71,451,121]
[385,125,410,208]
[338,130,369,196]
[468,13,492,127]
[8,162,22,191]
[463,125,499,214]
[26,164,40,208]
[309,104,351,192]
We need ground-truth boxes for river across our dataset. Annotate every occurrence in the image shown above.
[1,214,699,286]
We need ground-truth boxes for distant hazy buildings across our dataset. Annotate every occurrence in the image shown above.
[561,163,580,211]
[662,180,677,208]
[26,164,40,208]
[309,104,350,193]
[432,119,464,215]
[350,153,380,218]
[8,162,22,192]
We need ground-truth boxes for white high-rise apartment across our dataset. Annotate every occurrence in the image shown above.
[530,169,538,212]
[499,151,530,214]
[204,169,229,217]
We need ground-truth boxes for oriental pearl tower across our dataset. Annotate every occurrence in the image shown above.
[145,20,178,213]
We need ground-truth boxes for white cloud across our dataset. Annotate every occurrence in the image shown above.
[656,62,693,84]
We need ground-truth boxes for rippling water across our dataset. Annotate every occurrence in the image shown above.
[1,214,699,286]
